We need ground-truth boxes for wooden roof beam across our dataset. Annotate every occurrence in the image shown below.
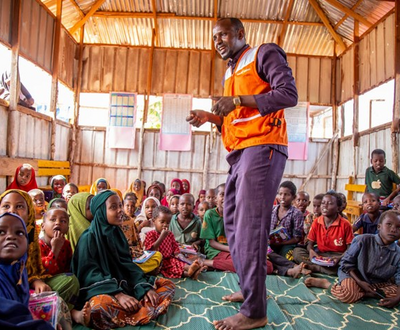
[323,0,373,28]
[309,0,346,53]
[93,11,324,26]
[68,0,84,18]
[278,0,295,47]
[69,0,107,35]
[334,0,363,30]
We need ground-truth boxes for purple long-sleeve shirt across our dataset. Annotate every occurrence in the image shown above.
[224,43,298,156]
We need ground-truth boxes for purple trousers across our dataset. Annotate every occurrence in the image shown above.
[224,145,286,319]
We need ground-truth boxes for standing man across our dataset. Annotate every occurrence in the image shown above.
[186,18,297,330]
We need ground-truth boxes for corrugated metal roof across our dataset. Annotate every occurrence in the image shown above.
[39,0,394,56]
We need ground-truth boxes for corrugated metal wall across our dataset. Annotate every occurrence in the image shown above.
[0,105,72,191]
[59,29,76,89]
[338,13,395,104]
[73,128,332,200]
[81,45,333,104]
[0,0,12,46]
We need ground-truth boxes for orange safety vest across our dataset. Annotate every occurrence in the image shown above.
[222,46,288,152]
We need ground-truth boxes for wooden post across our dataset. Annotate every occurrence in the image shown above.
[137,29,156,178]
[69,26,84,183]
[331,50,339,190]
[392,0,400,173]
[7,0,21,159]
[202,135,210,190]
[352,20,360,178]
[49,0,63,160]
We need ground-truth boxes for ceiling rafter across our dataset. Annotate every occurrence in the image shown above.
[93,11,325,27]
[68,0,84,18]
[334,0,364,30]
[69,0,107,35]
[278,0,295,47]
[308,0,346,53]
[323,0,373,28]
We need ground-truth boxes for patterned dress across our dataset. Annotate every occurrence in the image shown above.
[144,230,185,278]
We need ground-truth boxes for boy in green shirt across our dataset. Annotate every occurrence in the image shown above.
[201,184,235,272]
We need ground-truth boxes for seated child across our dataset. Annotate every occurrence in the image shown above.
[125,178,145,208]
[205,188,216,208]
[181,179,190,194]
[294,191,311,217]
[28,189,46,221]
[270,181,304,257]
[302,193,324,244]
[144,206,205,279]
[365,149,400,206]
[353,192,381,234]
[48,198,68,211]
[146,184,163,202]
[393,194,400,211]
[292,192,354,275]
[169,195,180,215]
[89,178,110,195]
[194,189,206,214]
[62,183,79,203]
[170,178,183,194]
[120,193,162,274]
[337,192,348,219]
[201,184,235,272]
[39,208,79,310]
[0,212,54,330]
[136,197,161,241]
[170,193,202,250]
[50,175,67,199]
[197,201,210,222]
[7,163,38,192]
[306,210,400,308]
[161,189,176,207]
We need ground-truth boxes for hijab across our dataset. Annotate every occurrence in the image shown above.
[7,165,38,192]
[89,178,110,195]
[135,197,161,223]
[71,190,155,308]
[66,192,92,252]
[181,179,191,194]
[170,178,183,194]
[146,184,163,202]
[125,178,144,208]
[0,190,49,284]
[110,188,123,201]
[0,213,29,306]
[50,175,67,199]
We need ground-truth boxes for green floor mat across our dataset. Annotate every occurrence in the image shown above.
[73,272,400,330]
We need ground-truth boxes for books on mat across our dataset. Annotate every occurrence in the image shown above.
[269,226,291,245]
[29,291,59,328]
[311,256,335,267]
[133,250,156,263]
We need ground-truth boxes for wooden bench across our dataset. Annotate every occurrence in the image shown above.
[344,176,366,223]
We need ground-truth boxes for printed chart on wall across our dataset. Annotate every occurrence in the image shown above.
[285,102,308,160]
[107,92,137,149]
[159,94,192,151]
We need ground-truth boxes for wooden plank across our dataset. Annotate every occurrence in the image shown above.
[376,22,386,83]
[163,50,177,93]
[344,183,366,192]
[138,48,150,94]
[37,160,70,168]
[0,157,39,176]
[38,168,71,176]
[69,0,107,35]
[199,52,211,97]
[308,57,321,103]
[175,50,189,94]
[320,58,332,104]
[369,28,377,88]
[113,47,127,91]
[89,46,101,91]
[151,49,166,94]
[126,48,140,92]
[385,13,395,78]
[29,0,39,61]
[101,46,114,91]
[296,57,308,102]
[187,51,200,96]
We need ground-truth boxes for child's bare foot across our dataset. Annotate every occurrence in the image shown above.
[192,265,207,280]
[301,264,312,276]
[71,302,91,326]
[304,277,330,289]
[222,291,244,302]
[213,312,268,330]
[188,260,201,277]
[287,263,304,278]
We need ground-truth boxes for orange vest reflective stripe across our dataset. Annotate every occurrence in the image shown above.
[222,46,288,152]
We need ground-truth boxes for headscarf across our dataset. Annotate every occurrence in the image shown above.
[125,178,144,208]
[71,190,155,309]
[0,190,49,284]
[194,189,207,213]
[110,188,123,201]
[47,198,67,210]
[7,164,38,192]
[66,192,92,252]
[181,179,191,194]
[0,213,29,306]
[146,184,163,202]
[170,178,183,194]
[50,175,67,199]
[135,197,161,223]
[89,178,110,195]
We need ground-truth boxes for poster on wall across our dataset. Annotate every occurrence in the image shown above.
[159,94,192,151]
[285,102,308,160]
[107,92,137,149]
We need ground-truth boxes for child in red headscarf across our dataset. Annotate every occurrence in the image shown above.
[7,164,38,192]
[181,179,190,194]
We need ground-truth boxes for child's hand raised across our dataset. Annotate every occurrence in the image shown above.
[51,230,65,257]
[159,228,170,241]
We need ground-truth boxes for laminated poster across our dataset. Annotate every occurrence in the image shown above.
[159,94,192,151]
[285,103,308,160]
[107,92,137,149]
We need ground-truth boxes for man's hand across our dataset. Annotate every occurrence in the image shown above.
[186,110,210,127]
[211,96,236,116]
